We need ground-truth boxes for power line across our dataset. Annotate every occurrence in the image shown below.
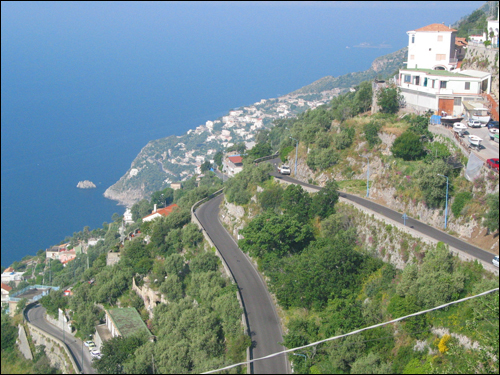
[202,288,499,374]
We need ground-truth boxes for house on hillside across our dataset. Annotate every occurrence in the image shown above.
[142,203,179,223]
[397,23,492,116]
[223,154,244,177]
[1,268,25,287]
[94,307,154,351]
[1,283,12,305]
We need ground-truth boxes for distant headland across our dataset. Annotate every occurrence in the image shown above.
[77,180,96,189]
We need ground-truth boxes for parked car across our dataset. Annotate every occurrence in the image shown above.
[84,340,95,347]
[467,119,481,128]
[278,164,291,175]
[493,255,499,267]
[487,120,499,130]
[486,158,499,171]
[87,342,96,351]
[90,350,101,359]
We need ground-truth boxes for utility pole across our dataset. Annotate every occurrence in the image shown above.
[361,155,370,198]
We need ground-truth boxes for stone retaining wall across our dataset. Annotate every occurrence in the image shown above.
[26,322,79,374]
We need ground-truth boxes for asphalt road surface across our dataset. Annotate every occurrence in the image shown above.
[196,194,289,374]
[269,158,496,265]
[25,303,95,374]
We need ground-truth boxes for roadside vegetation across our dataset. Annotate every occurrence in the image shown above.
[225,166,498,374]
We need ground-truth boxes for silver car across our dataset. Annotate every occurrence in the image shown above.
[468,119,481,128]
[493,255,499,267]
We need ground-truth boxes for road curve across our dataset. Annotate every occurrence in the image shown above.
[196,194,289,374]
[269,162,496,265]
[25,303,95,374]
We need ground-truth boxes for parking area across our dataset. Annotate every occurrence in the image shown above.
[463,125,499,160]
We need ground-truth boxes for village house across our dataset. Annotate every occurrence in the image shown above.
[1,267,25,287]
[1,282,12,305]
[397,23,492,116]
[142,203,179,222]
[223,154,244,177]
[94,307,153,351]
[123,207,134,225]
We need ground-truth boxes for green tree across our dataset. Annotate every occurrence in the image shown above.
[165,254,186,277]
[200,160,212,173]
[483,194,499,233]
[391,130,426,161]
[377,85,402,114]
[416,159,454,208]
[258,183,284,212]
[160,274,184,302]
[281,184,312,220]
[247,142,272,160]
[40,289,67,318]
[354,80,373,113]
[214,151,223,170]
[1,313,17,351]
[189,252,219,273]
[93,335,145,374]
[311,180,340,219]
[239,212,314,259]
[364,120,381,147]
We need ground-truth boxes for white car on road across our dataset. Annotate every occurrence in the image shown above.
[278,165,291,175]
[493,255,499,267]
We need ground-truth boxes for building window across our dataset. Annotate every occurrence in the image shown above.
[412,35,415,43]
[465,82,470,90]
[440,81,447,89]
[414,76,420,86]
[424,78,428,87]
[410,54,414,60]
[436,54,446,61]
[454,97,462,106]
[404,75,411,83]
[431,80,435,88]
[438,35,443,41]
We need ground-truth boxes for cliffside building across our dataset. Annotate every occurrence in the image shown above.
[142,203,179,222]
[397,23,492,116]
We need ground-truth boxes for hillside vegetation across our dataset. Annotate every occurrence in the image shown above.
[222,151,498,374]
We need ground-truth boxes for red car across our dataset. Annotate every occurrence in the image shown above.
[486,158,499,171]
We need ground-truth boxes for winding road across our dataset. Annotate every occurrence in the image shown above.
[24,303,95,374]
[196,195,290,374]
[268,157,497,267]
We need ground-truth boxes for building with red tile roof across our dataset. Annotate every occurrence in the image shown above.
[223,153,244,177]
[142,203,179,222]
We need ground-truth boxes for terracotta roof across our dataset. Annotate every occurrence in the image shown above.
[3,267,14,273]
[1,282,12,292]
[228,156,243,164]
[414,23,457,32]
[455,37,467,46]
[143,203,179,220]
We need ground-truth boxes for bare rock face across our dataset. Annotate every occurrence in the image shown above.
[76,180,96,189]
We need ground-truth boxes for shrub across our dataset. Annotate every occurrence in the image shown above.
[364,120,381,147]
[391,130,426,161]
[451,191,472,217]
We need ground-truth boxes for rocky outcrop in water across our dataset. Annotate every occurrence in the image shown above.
[77,180,96,189]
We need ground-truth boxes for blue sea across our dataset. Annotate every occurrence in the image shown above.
[1,1,483,267]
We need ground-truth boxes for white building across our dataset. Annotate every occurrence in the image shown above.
[123,208,134,225]
[487,19,499,46]
[405,23,459,71]
[398,23,491,116]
